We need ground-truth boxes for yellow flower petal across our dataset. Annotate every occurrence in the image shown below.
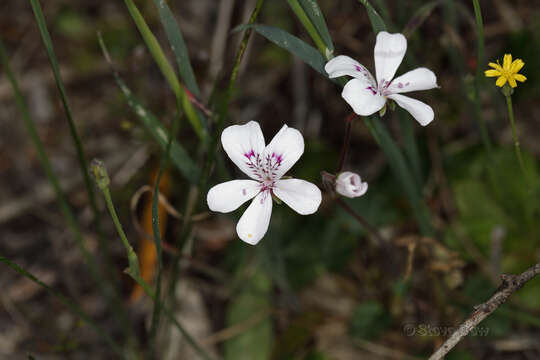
[503,54,512,70]
[485,69,500,77]
[511,59,524,73]
[488,62,503,71]
[508,77,517,88]
[514,74,527,82]
[495,76,507,87]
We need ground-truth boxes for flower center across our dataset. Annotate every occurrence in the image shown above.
[244,150,284,190]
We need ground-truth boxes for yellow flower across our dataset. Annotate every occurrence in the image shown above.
[485,54,526,88]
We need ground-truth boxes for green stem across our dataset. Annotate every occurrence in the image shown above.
[124,0,204,141]
[95,167,215,360]
[0,38,114,312]
[0,256,125,358]
[287,0,327,56]
[149,97,184,346]
[203,0,264,190]
[471,0,493,154]
[364,116,434,236]
[505,95,527,178]
[28,0,104,247]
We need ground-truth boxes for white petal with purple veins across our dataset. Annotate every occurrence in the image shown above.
[221,121,266,179]
[236,191,273,245]
[388,68,438,94]
[273,179,322,215]
[388,93,434,126]
[207,180,261,213]
[374,32,407,86]
[262,125,304,179]
[342,78,386,116]
[324,55,376,84]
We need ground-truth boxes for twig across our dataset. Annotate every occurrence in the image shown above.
[428,261,540,360]
[336,197,386,244]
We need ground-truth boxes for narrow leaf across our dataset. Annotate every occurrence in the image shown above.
[237,24,327,76]
[153,0,201,97]
[0,256,124,358]
[298,0,334,52]
[124,0,205,140]
[364,116,433,236]
[403,0,442,38]
[117,79,201,183]
[356,0,387,33]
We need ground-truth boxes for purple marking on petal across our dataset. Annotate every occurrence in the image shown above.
[242,189,247,196]
[366,86,377,95]
[397,82,404,89]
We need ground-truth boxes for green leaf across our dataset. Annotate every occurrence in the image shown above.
[0,256,124,357]
[29,0,101,237]
[402,0,442,38]
[224,264,272,360]
[117,79,201,183]
[298,0,334,52]
[356,0,387,33]
[153,0,201,98]
[98,34,201,183]
[364,116,434,236]
[124,0,205,140]
[238,24,327,76]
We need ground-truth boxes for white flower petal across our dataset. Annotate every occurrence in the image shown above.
[388,67,438,94]
[342,78,386,116]
[374,32,407,85]
[273,179,321,215]
[335,172,368,198]
[221,121,266,179]
[236,191,273,245]
[207,180,261,213]
[324,55,376,84]
[388,93,434,126]
[262,124,304,179]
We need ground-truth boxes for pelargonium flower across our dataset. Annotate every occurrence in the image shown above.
[325,31,438,126]
[207,121,322,245]
[484,54,526,88]
[335,171,368,198]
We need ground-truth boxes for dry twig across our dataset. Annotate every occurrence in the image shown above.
[428,261,540,360]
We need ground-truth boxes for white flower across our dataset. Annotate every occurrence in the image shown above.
[325,31,438,126]
[335,171,368,198]
[207,121,322,245]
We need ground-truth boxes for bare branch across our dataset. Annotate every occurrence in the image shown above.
[428,261,540,360]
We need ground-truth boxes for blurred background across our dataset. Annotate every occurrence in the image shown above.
[1,0,539,359]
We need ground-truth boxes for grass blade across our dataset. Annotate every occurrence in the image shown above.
[153,0,201,98]
[403,0,443,38]
[124,0,205,141]
[364,116,434,236]
[471,0,493,153]
[399,109,423,187]
[28,0,104,247]
[149,80,184,350]
[0,38,118,313]
[0,255,125,358]
[237,24,326,76]
[98,34,201,183]
[94,164,216,360]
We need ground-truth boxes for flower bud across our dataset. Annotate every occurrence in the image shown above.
[335,171,368,198]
